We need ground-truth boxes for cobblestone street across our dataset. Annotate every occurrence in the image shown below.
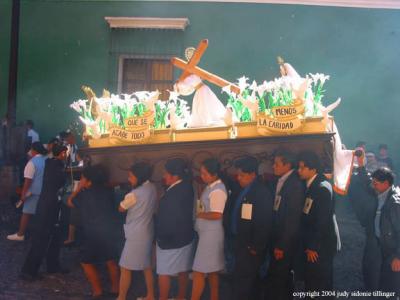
[0,199,366,300]
[0,224,89,300]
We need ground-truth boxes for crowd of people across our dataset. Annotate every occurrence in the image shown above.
[348,142,400,298]
[3,121,400,300]
[354,141,395,173]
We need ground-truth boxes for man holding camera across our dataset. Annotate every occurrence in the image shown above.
[355,149,400,297]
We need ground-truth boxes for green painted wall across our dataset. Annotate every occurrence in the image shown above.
[11,1,400,160]
[0,0,12,118]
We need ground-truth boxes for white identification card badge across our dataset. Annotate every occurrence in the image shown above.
[273,195,282,211]
[303,197,314,214]
[241,203,253,220]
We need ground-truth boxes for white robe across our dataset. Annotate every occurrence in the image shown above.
[175,75,226,128]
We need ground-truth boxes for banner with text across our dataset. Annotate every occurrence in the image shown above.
[109,112,154,144]
[257,102,304,134]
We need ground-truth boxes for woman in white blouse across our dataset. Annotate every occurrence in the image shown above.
[191,158,228,300]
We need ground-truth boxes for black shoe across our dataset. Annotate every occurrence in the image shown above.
[19,272,43,281]
[104,291,119,298]
[47,267,70,274]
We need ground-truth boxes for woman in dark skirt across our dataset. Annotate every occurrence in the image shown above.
[67,165,121,299]
[155,158,195,300]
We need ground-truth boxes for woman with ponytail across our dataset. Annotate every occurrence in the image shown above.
[191,158,227,300]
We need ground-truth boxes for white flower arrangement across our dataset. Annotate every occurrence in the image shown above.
[222,76,259,122]
[307,73,330,116]
[71,67,332,139]
[154,90,191,129]
[222,72,331,121]
[71,89,192,138]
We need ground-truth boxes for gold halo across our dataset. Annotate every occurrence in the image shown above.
[185,47,196,61]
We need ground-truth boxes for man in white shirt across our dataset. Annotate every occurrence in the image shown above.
[26,120,40,144]
[7,142,47,241]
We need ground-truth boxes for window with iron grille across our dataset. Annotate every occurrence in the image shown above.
[108,26,185,100]
[121,58,174,101]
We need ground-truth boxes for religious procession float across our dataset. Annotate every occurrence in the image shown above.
[71,40,352,192]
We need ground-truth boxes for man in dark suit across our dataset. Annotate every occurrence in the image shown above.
[355,149,400,297]
[265,149,306,300]
[348,170,381,291]
[227,156,273,300]
[297,151,337,299]
[20,145,68,280]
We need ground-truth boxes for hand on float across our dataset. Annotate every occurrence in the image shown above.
[305,249,319,263]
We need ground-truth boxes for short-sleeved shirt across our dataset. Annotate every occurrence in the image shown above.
[27,129,39,143]
[120,193,137,210]
[24,160,36,179]
[24,155,47,195]
[202,179,227,213]
[208,186,227,213]
[196,179,227,232]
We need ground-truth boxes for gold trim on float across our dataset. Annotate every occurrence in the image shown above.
[87,117,332,148]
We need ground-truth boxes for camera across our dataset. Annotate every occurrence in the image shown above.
[354,149,364,157]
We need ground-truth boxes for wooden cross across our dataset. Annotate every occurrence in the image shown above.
[171,39,240,94]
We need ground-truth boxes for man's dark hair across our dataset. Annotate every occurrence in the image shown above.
[202,158,221,177]
[82,164,109,186]
[26,120,34,128]
[52,145,67,157]
[297,151,322,173]
[130,162,153,187]
[378,144,388,150]
[274,148,297,168]
[234,156,258,174]
[372,167,394,185]
[165,158,189,179]
[31,141,48,155]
